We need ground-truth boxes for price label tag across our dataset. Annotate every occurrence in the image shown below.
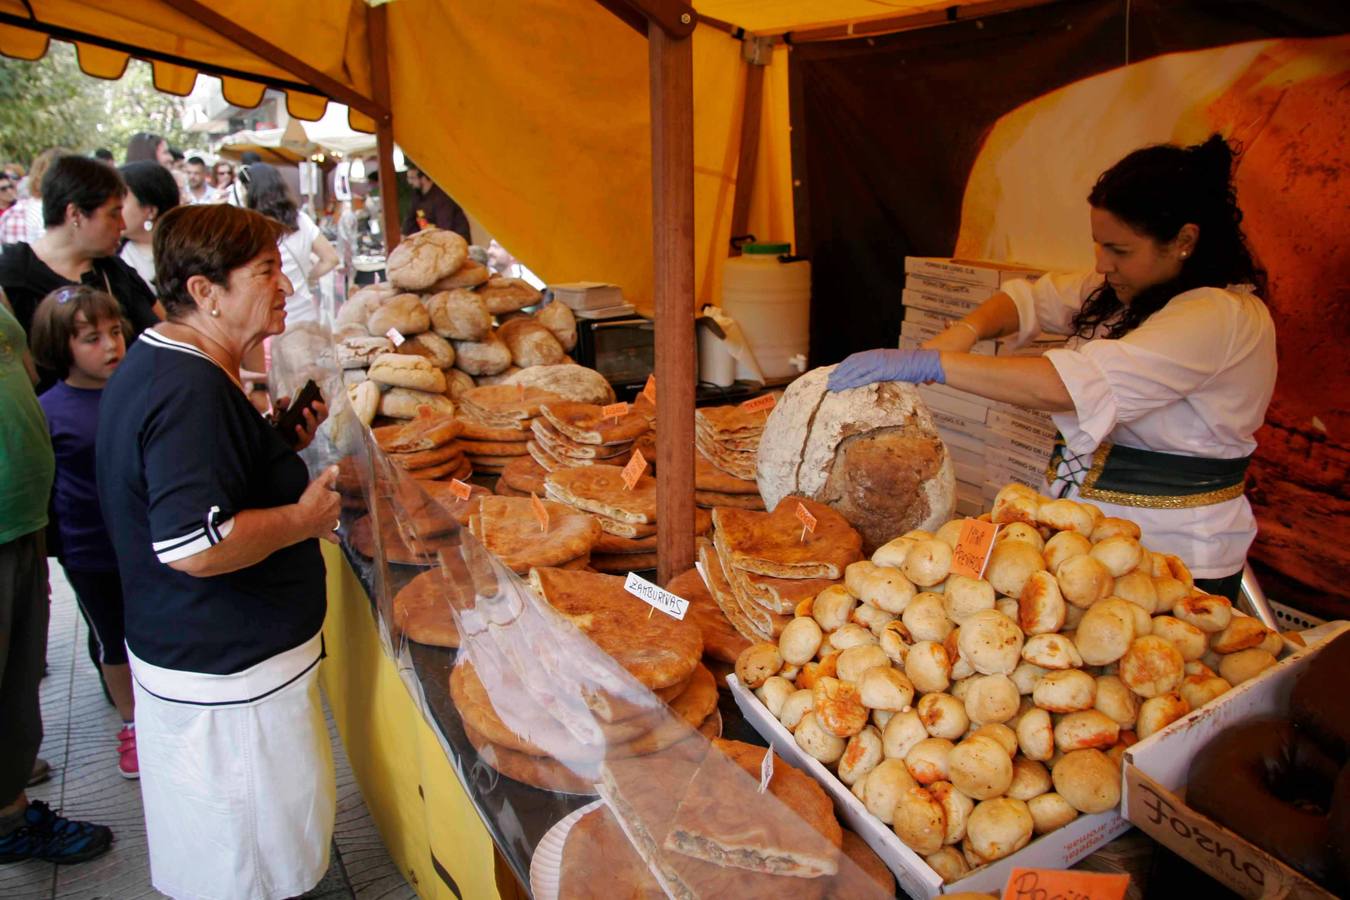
[384,327,406,347]
[530,492,550,532]
[601,401,629,422]
[950,518,1000,578]
[1003,869,1128,900]
[641,374,657,405]
[624,571,689,620]
[794,502,817,543]
[758,746,774,793]
[621,448,648,491]
[447,479,473,501]
[741,393,777,414]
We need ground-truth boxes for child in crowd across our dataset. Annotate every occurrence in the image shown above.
[29,286,137,778]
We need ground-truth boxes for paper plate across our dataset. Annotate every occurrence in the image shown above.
[528,799,604,900]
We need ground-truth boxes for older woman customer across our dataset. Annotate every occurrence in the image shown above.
[96,203,339,900]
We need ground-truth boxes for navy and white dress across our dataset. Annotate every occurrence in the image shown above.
[97,328,333,900]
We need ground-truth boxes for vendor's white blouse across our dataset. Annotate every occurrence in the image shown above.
[1003,272,1277,578]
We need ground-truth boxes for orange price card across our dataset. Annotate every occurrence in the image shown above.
[447,479,473,501]
[1003,868,1128,900]
[641,374,657,405]
[621,448,648,491]
[741,393,777,414]
[794,501,817,542]
[950,518,999,578]
[601,401,629,422]
[530,492,550,532]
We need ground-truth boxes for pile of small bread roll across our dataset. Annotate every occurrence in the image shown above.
[333,228,579,424]
[733,481,1283,882]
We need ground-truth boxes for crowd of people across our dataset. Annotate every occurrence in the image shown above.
[0,135,343,899]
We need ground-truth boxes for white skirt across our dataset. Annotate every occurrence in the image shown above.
[130,636,335,900]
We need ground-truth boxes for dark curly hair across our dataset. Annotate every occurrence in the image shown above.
[1070,135,1266,339]
[241,162,299,232]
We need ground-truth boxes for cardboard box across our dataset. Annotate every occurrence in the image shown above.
[904,257,1043,288]
[729,676,1130,899]
[1121,623,1348,899]
[917,385,991,423]
[902,289,982,319]
[904,274,998,303]
[929,409,992,444]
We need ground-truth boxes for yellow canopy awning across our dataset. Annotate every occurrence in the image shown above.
[0,0,998,312]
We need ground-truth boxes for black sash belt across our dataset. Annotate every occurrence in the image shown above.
[1048,437,1250,510]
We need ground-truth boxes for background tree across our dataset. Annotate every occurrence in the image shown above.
[0,42,194,166]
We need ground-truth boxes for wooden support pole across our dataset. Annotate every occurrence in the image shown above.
[649,24,696,583]
[365,3,402,253]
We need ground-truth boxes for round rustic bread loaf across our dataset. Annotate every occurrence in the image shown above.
[498,316,565,367]
[387,228,469,290]
[757,366,955,552]
[451,331,513,376]
[427,288,492,341]
[503,364,616,404]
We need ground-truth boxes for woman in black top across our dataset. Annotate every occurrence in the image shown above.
[0,156,160,383]
[96,203,339,900]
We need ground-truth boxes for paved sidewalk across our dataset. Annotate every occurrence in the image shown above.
[0,566,417,900]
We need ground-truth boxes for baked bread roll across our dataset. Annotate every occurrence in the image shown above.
[795,711,846,764]
[443,367,476,400]
[1090,535,1144,577]
[862,758,916,823]
[395,331,455,370]
[1016,707,1054,760]
[337,335,393,368]
[498,316,565,368]
[931,781,974,845]
[1051,749,1120,814]
[1022,633,1083,669]
[1136,690,1190,738]
[838,726,884,785]
[367,353,447,392]
[1119,635,1185,697]
[957,609,1024,675]
[925,845,970,882]
[966,797,1033,861]
[944,575,995,624]
[734,642,782,688]
[387,227,469,290]
[893,785,947,855]
[536,301,577,351]
[991,483,1039,526]
[429,258,490,290]
[335,282,397,331]
[1093,675,1139,728]
[378,387,456,419]
[1074,598,1137,665]
[881,709,928,761]
[451,331,513,376]
[367,293,430,337]
[1028,792,1079,834]
[918,693,969,740]
[1056,554,1114,608]
[1006,757,1052,802]
[427,288,492,341]
[1017,570,1066,635]
[1037,499,1093,536]
[778,689,814,730]
[1173,593,1234,633]
[346,380,379,426]
[996,521,1045,552]
[1033,669,1097,713]
[963,674,1020,725]
[901,539,953,587]
[859,667,915,712]
[477,274,541,314]
[905,640,952,694]
[1218,647,1278,685]
[1054,710,1120,751]
[905,737,955,785]
[948,736,1013,800]
[1044,530,1092,572]
[985,540,1046,599]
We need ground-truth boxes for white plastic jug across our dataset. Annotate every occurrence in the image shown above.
[720,243,811,379]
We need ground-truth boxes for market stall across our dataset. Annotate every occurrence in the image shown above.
[1,1,1345,898]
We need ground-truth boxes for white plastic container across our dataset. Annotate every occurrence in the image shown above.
[720,243,810,379]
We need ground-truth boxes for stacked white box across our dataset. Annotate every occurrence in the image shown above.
[900,257,1061,499]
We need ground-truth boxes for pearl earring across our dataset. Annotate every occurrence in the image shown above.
[210,306,220,318]
[143,218,154,233]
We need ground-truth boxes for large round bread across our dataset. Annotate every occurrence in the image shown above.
[757,366,955,552]
[387,228,468,290]
[500,455,550,494]
[367,293,431,337]
[477,274,541,314]
[451,331,513,376]
[536,302,578,351]
[546,465,657,524]
[504,364,616,404]
[559,807,667,897]
[498,316,566,368]
[476,495,600,573]
[427,288,492,341]
[392,569,461,648]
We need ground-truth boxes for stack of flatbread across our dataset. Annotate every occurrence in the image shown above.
[664,568,751,687]
[494,454,550,498]
[693,400,775,509]
[699,496,862,642]
[466,495,600,573]
[455,385,563,474]
[584,738,893,900]
[544,465,662,573]
[527,401,649,474]
[450,569,720,794]
[372,409,470,483]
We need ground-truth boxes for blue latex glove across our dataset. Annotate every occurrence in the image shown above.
[827,349,945,391]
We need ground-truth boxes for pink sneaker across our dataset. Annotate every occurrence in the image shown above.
[116,725,139,779]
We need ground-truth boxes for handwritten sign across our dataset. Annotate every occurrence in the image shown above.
[384,327,406,347]
[795,501,817,543]
[621,448,648,491]
[601,401,629,423]
[447,479,473,501]
[641,374,657,405]
[530,492,550,532]
[758,746,775,793]
[741,393,777,414]
[1003,868,1128,900]
[624,571,689,620]
[950,518,999,579]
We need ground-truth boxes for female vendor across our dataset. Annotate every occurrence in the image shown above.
[829,135,1275,600]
